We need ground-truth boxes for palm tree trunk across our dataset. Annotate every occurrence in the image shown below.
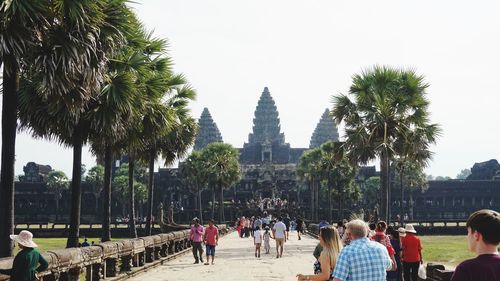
[67,123,83,248]
[55,197,60,221]
[211,186,215,220]
[218,185,224,224]
[102,145,113,242]
[198,188,203,224]
[0,57,19,257]
[328,181,332,223]
[310,181,314,221]
[314,181,319,221]
[128,154,137,238]
[146,149,155,235]
[380,151,389,222]
[400,167,404,223]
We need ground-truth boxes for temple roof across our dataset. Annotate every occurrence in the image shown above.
[309,108,339,148]
[193,108,223,150]
[248,87,285,145]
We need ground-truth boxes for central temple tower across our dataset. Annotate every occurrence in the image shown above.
[240,87,304,164]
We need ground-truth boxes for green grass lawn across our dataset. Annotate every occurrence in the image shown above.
[420,235,475,269]
[14,237,126,255]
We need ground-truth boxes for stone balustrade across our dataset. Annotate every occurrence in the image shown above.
[0,226,229,281]
[306,224,455,281]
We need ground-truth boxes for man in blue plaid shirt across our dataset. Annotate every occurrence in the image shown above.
[332,219,393,281]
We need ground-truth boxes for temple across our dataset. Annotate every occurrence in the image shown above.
[9,87,500,223]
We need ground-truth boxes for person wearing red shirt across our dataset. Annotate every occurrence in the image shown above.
[400,224,422,281]
[451,209,500,281]
[203,219,219,265]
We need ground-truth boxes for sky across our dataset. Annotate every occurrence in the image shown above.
[5,0,500,178]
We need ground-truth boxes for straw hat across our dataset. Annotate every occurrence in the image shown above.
[404,224,417,234]
[10,230,38,248]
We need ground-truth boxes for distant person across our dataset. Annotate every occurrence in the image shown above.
[203,219,219,265]
[387,228,402,281]
[296,217,304,240]
[337,220,346,239]
[319,219,329,229]
[296,226,343,281]
[0,230,48,281]
[81,238,90,247]
[370,221,397,274]
[263,226,272,254]
[283,214,291,241]
[332,219,392,281]
[272,216,287,258]
[400,224,422,281]
[254,226,263,258]
[189,217,204,264]
[451,209,500,281]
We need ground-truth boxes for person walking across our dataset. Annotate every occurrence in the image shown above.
[272,216,287,258]
[296,226,343,281]
[254,226,263,258]
[203,219,219,265]
[296,217,304,240]
[189,217,204,264]
[387,228,402,281]
[400,224,422,281]
[263,226,272,254]
[332,219,392,281]
[451,209,500,281]
[0,230,48,281]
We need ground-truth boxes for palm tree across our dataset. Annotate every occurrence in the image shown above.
[14,1,133,249]
[331,66,440,222]
[200,143,241,224]
[297,148,322,221]
[46,171,69,222]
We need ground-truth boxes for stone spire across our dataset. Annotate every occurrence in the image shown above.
[248,87,285,144]
[193,108,223,150]
[309,108,339,148]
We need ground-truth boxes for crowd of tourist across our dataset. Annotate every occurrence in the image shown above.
[0,209,497,281]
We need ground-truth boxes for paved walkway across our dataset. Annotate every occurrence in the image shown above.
[129,231,318,281]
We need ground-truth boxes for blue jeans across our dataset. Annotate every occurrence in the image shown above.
[206,245,216,256]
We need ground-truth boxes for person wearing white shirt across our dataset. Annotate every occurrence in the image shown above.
[272,217,287,258]
[254,226,263,258]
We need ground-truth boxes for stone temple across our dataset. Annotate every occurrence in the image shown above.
[9,87,500,224]
[191,87,338,202]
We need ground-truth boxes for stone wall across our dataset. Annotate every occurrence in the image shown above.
[0,226,229,281]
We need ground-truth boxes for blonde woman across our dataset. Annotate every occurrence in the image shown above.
[297,226,343,281]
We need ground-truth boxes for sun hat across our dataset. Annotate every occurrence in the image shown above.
[10,230,38,248]
[404,224,417,234]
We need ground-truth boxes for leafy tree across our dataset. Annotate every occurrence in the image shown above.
[297,148,322,221]
[46,171,69,221]
[391,159,428,219]
[86,165,105,212]
[319,141,358,222]
[200,143,241,223]
[456,169,471,180]
[361,177,381,211]
[332,66,440,222]
[435,176,452,181]
[180,151,206,224]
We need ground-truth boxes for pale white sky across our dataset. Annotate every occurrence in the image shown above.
[5,0,500,178]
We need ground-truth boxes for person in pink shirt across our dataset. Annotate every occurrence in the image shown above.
[189,217,204,264]
[203,218,219,265]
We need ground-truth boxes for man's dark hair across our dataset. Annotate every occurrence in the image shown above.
[278,216,282,221]
[466,209,500,245]
[369,223,376,231]
[208,218,214,223]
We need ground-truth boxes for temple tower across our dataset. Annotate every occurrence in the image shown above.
[309,108,339,148]
[248,87,285,145]
[193,108,223,150]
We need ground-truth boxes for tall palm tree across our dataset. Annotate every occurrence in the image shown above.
[331,66,440,222]
[297,148,322,221]
[200,143,241,223]
[14,1,132,249]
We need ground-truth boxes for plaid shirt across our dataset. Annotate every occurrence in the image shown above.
[332,237,392,281]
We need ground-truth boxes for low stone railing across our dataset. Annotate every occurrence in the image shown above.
[306,224,455,281]
[0,226,229,281]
